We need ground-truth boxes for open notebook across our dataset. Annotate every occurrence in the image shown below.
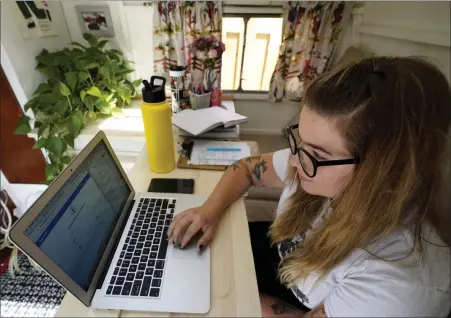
[172,107,248,136]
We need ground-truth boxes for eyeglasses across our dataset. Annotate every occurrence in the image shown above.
[287,124,360,178]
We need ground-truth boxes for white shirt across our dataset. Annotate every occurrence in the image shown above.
[272,149,451,317]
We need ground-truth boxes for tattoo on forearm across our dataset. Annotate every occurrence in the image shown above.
[229,160,241,171]
[252,159,268,180]
[229,156,261,171]
[229,156,268,184]
[245,155,261,163]
[271,302,297,315]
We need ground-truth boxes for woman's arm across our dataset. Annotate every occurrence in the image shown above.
[260,293,326,317]
[168,152,285,248]
[202,153,284,217]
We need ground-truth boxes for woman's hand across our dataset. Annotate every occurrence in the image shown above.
[167,206,221,250]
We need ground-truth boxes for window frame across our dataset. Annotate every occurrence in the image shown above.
[222,12,283,95]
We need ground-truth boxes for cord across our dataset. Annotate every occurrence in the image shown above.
[0,190,41,277]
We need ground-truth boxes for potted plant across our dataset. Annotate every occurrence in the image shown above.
[14,33,141,184]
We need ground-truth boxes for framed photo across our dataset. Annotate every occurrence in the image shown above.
[75,5,115,37]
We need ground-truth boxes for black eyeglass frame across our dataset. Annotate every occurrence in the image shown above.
[286,124,360,177]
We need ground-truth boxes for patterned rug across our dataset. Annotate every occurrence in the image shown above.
[0,253,66,317]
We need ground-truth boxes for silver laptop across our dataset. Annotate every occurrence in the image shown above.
[10,131,210,314]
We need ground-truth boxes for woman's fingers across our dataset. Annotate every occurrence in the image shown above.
[180,219,202,249]
[197,226,215,251]
[171,214,194,246]
[167,209,190,239]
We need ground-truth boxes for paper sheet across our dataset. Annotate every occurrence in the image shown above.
[188,140,251,166]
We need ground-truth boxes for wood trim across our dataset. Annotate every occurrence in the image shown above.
[256,33,271,90]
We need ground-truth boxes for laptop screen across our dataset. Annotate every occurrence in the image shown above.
[24,140,131,290]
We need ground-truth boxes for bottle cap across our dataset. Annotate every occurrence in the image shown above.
[142,76,166,103]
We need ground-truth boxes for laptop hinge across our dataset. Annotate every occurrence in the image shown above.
[97,199,135,290]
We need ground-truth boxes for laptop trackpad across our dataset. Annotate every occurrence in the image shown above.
[172,240,207,260]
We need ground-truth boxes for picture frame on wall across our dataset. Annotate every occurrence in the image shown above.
[11,1,58,38]
[75,5,115,37]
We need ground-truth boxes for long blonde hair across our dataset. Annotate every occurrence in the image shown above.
[269,57,451,287]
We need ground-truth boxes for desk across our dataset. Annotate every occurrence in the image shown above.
[55,133,262,317]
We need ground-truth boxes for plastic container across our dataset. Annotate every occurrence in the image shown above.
[141,76,175,173]
[190,92,212,110]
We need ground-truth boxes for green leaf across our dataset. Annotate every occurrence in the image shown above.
[24,99,36,112]
[111,107,124,118]
[99,65,111,83]
[53,55,71,66]
[87,110,97,121]
[39,92,58,104]
[35,50,53,66]
[107,83,120,92]
[38,125,49,138]
[87,86,103,98]
[85,62,98,69]
[71,42,87,49]
[95,101,111,115]
[61,156,72,165]
[104,93,114,102]
[48,153,59,164]
[59,82,70,96]
[32,138,47,149]
[63,135,75,148]
[97,40,109,49]
[67,115,82,136]
[108,98,118,108]
[120,60,135,73]
[83,33,98,47]
[34,121,42,129]
[38,67,60,79]
[74,109,84,123]
[33,83,51,96]
[76,60,98,70]
[14,123,31,135]
[54,100,68,114]
[66,72,78,91]
[80,90,86,102]
[83,96,96,111]
[78,71,90,82]
[52,84,62,98]
[47,136,64,156]
[17,115,30,125]
[45,163,59,180]
[132,79,142,88]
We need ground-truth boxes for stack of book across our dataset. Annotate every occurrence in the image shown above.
[172,105,247,139]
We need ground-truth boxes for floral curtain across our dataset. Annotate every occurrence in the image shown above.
[268,1,352,103]
[153,2,222,91]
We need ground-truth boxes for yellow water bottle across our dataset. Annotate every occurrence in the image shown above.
[141,76,175,173]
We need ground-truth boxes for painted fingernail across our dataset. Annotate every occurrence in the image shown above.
[199,245,204,251]
[179,243,182,249]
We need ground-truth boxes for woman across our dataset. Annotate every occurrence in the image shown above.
[168,57,451,317]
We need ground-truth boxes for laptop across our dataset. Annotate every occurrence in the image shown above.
[10,131,210,314]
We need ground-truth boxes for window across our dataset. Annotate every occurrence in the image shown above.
[221,14,283,93]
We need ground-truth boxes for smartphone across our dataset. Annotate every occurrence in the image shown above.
[147,178,195,194]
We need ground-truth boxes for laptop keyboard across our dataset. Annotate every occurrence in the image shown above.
[106,198,175,298]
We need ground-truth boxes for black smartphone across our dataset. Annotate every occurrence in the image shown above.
[147,178,195,194]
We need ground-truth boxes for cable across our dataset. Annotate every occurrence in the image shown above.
[0,189,41,277]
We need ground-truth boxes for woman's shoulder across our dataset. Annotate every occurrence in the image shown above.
[356,223,450,288]
[324,225,450,316]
